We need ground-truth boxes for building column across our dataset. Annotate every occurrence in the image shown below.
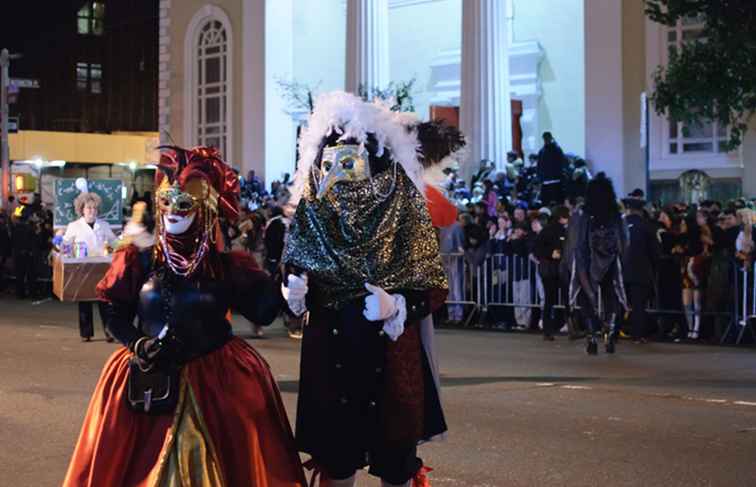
[345,0,390,96]
[585,0,631,195]
[265,0,296,184]
[242,0,266,180]
[459,0,512,179]
[742,120,756,198]
[158,0,171,145]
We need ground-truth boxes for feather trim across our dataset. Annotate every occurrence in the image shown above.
[291,91,424,204]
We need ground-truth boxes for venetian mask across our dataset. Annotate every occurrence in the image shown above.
[315,144,371,199]
[157,179,209,234]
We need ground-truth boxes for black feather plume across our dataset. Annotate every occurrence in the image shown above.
[415,121,466,168]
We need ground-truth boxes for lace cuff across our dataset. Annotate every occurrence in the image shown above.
[382,294,407,341]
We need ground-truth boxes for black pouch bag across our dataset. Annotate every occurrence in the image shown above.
[126,358,179,415]
[125,271,181,415]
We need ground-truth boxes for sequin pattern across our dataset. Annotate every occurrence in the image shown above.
[283,167,447,309]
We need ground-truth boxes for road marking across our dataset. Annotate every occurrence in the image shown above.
[536,383,555,387]
[733,401,756,407]
[555,387,755,409]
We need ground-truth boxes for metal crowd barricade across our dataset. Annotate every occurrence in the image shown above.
[729,261,756,345]
[440,252,749,345]
[440,253,482,327]
[440,252,549,329]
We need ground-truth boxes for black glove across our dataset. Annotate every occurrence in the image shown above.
[131,336,163,371]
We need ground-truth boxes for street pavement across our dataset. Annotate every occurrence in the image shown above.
[1,296,755,486]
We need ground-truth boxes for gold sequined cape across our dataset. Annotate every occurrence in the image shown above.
[283,169,447,309]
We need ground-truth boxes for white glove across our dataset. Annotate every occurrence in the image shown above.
[363,283,407,342]
[363,283,397,321]
[282,274,308,316]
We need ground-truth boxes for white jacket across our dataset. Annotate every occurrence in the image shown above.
[63,217,118,256]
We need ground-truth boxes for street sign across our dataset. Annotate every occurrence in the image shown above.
[10,78,39,89]
[8,117,18,133]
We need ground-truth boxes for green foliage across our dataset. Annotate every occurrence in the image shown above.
[276,78,417,114]
[275,78,319,114]
[645,0,756,148]
[358,78,417,112]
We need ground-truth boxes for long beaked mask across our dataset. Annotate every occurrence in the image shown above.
[315,144,371,199]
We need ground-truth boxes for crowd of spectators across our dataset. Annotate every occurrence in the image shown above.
[3,137,756,346]
[437,133,756,345]
[441,139,756,343]
[0,196,55,299]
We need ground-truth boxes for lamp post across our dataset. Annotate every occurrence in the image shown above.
[1,49,10,208]
[1,49,23,210]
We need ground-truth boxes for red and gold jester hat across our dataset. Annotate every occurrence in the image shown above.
[154,146,240,277]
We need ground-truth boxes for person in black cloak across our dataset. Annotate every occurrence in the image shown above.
[566,172,629,354]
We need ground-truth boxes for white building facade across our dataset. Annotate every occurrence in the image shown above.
[159,0,756,201]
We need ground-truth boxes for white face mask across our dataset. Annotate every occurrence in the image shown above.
[163,213,196,235]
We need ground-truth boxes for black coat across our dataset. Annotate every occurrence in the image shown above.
[656,227,683,310]
[11,221,35,257]
[623,214,661,286]
[264,217,286,262]
[296,288,446,463]
[537,142,567,182]
[535,222,566,281]
[0,221,10,258]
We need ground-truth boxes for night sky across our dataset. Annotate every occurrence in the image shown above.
[1,2,88,55]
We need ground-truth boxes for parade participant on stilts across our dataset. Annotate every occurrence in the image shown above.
[567,172,628,355]
[282,92,463,487]
[63,146,306,487]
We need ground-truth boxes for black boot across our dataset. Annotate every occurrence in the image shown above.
[586,334,598,355]
[606,331,616,354]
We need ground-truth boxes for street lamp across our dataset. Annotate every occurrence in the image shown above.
[1,48,23,209]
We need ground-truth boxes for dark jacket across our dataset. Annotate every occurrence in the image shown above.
[496,235,530,281]
[537,142,567,182]
[0,220,10,258]
[11,220,35,257]
[535,222,566,281]
[623,213,661,286]
[264,216,286,263]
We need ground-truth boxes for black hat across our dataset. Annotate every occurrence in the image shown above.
[628,188,645,198]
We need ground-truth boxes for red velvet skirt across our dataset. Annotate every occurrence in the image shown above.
[63,337,306,487]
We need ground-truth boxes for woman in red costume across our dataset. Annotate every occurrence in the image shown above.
[63,146,306,487]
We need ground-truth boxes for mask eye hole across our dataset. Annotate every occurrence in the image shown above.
[178,200,193,211]
[341,158,354,170]
[160,197,170,208]
[323,160,333,172]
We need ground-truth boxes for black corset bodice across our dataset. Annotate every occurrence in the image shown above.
[137,272,232,363]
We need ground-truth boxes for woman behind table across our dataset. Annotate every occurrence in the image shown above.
[63,146,306,487]
[63,191,118,342]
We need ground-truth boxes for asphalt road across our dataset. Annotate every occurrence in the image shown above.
[1,297,755,487]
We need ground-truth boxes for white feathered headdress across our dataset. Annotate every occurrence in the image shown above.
[291,91,466,204]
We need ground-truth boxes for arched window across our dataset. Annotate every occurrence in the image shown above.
[185,6,233,161]
[196,20,228,156]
